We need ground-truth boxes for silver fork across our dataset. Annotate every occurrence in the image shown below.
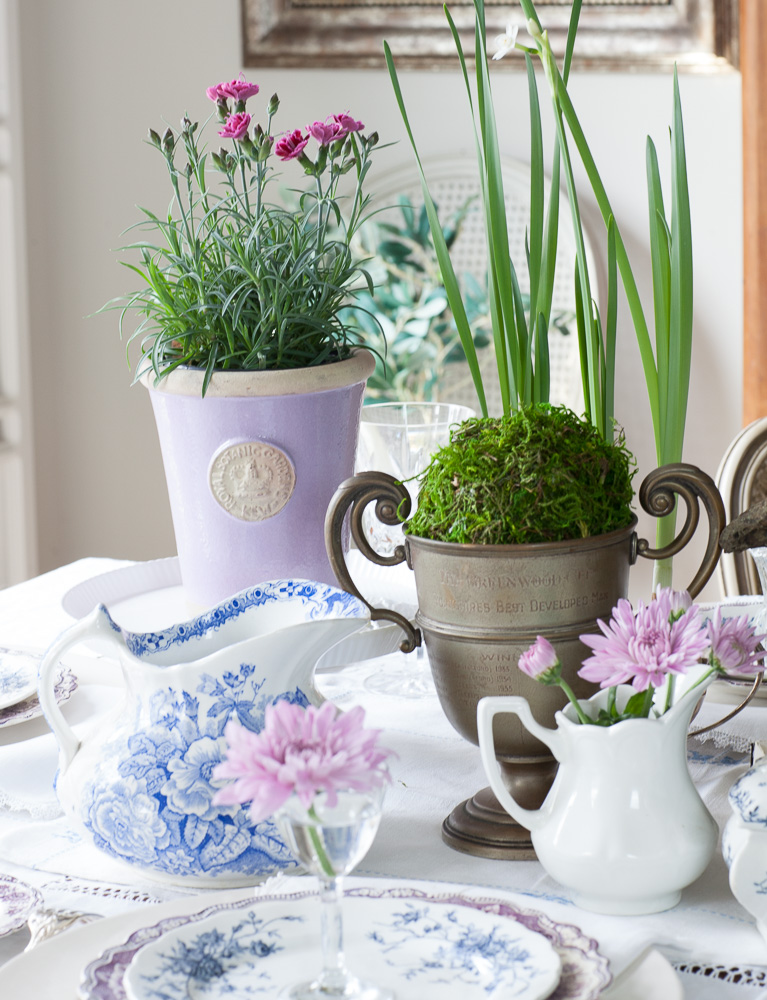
[24,906,102,950]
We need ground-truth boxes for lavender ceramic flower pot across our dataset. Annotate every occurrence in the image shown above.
[144,351,375,609]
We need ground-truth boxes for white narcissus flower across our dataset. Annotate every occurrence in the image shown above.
[492,23,518,61]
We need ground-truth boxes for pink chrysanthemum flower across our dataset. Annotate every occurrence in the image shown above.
[579,596,710,692]
[212,701,393,825]
[518,636,561,685]
[706,607,767,676]
[653,585,692,622]
[218,112,251,140]
[274,128,310,161]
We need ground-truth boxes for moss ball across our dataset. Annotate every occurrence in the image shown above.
[405,405,636,545]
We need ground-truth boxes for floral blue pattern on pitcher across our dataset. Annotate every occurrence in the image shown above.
[38,579,371,887]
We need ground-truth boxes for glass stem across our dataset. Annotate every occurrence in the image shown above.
[315,875,351,992]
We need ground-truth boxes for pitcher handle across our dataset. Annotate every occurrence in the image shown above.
[324,471,421,654]
[477,696,563,834]
[38,604,124,774]
[637,463,726,598]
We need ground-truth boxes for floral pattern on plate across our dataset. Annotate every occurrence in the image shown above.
[0,666,77,728]
[0,646,45,710]
[0,874,42,937]
[80,884,611,1000]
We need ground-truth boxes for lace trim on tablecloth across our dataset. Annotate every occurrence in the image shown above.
[38,875,167,907]
[691,728,756,754]
[0,788,62,821]
[674,961,767,988]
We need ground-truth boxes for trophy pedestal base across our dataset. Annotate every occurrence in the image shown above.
[441,786,537,860]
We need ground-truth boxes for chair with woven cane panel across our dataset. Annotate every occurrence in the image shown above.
[370,156,599,416]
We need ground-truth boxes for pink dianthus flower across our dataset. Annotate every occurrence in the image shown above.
[307,119,343,146]
[275,129,310,161]
[207,74,260,104]
[218,112,251,140]
[329,113,364,139]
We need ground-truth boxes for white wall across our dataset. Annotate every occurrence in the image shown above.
[17,0,741,603]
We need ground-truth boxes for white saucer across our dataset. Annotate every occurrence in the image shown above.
[61,557,191,632]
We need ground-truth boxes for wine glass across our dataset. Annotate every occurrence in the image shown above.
[274,785,390,1000]
[356,401,475,697]
[356,402,475,556]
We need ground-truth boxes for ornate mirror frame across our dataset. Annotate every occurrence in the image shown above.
[241,0,738,72]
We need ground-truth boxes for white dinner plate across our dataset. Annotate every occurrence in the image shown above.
[79,880,610,1000]
[0,879,688,1000]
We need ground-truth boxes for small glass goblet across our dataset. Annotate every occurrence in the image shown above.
[274,785,392,1000]
[356,401,475,698]
[356,401,476,558]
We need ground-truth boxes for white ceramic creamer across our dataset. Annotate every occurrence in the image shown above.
[477,682,718,915]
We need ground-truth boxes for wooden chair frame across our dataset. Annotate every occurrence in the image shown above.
[742,0,767,425]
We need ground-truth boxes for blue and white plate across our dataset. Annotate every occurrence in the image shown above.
[697,596,765,630]
[0,644,77,726]
[80,882,611,1000]
[0,646,45,710]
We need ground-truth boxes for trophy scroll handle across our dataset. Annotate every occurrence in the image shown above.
[636,463,761,731]
[324,471,421,654]
[636,463,726,599]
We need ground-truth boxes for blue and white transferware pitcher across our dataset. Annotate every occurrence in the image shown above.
[38,580,371,887]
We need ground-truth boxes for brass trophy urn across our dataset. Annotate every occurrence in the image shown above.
[325,464,725,860]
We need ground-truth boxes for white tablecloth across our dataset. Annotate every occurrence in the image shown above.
[1,558,767,997]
